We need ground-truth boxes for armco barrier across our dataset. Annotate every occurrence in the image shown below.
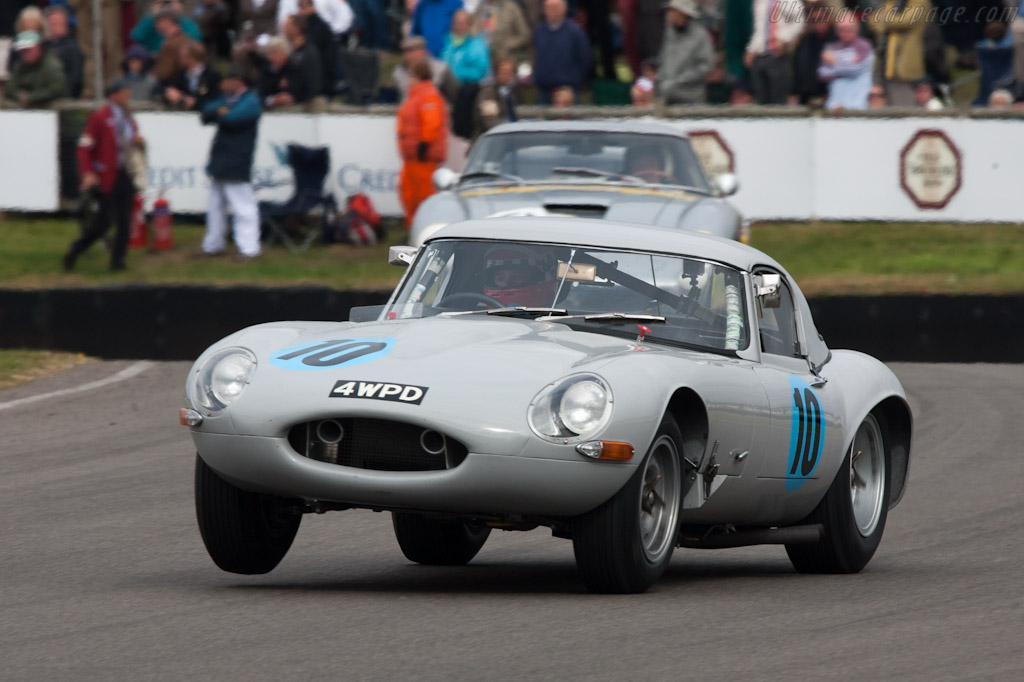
[0,287,1019,362]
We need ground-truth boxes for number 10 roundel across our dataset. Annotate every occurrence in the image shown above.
[786,375,826,492]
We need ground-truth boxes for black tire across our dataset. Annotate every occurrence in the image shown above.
[786,413,891,574]
[392,513,491,565]
[572,414,684,594]
[194,453,301,575]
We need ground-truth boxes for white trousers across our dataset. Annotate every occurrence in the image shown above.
[204,181,261,257]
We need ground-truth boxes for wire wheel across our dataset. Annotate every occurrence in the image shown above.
[639,435,682,564]
[850,414,886,537]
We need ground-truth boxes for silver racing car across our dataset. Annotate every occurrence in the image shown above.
[183,218,912,593]
[410,121,746,246]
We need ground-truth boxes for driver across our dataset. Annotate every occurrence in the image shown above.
[482,245,561,307]
[624,146,671,183]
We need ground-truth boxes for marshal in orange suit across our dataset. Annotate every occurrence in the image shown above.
[396,60,449,228]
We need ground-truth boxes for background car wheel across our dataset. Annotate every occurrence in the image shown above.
[194,453,301,575]
[786,413,891,574]
[392,513,491,565]
[572,414,683,594]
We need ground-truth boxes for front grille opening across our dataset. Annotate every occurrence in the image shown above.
[287,418,468,471]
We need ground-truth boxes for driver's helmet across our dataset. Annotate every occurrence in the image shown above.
[482,245,560,307]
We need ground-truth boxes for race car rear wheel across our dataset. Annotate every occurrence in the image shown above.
[392,513,491,565]
[786,412,891,574]
[194,454,301,575]
[572,414,683,594]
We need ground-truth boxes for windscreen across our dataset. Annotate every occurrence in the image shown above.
[387,239,748,353]
[461,131,711,191]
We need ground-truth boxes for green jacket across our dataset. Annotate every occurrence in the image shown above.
[871,0,930,82]
[6,53,69,108]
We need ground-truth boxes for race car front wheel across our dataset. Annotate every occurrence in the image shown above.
[392,513,491,565]
[194,454,301,574]
[786,412,891,574]
[572,413,683,594]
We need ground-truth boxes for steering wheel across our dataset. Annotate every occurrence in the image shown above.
[632,169,678,185]
[437,292,504,309]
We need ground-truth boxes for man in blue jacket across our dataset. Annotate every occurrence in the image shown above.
[200,67,263,259]
[411,0,464,58]
[532,0,593,104]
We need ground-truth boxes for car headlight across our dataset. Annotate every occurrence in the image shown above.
[189,347,257,414]
[528,374,613,443]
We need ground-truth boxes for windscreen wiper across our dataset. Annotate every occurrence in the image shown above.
[551,167,637,183]
[536,312,666,323]
[441,307,568,318]
[458,170,524,185]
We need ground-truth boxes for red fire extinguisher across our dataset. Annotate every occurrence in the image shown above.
[128,194,147,249]
[152,194,173,250]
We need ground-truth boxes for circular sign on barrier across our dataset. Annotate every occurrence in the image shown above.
[686,129,735,180]
[899,129,962,210]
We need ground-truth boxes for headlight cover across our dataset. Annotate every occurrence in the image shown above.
[190,347,257,415]
[528,374,613,443]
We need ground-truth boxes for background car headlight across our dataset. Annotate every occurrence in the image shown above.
[528,374,613,443]
[190,348,257,414]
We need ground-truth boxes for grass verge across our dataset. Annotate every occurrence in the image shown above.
[754,221,1024,296]
[0,350,93,390]
[0,217,405,291]
[1,216,1023,296]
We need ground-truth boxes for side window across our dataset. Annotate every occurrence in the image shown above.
[756,273,800,358]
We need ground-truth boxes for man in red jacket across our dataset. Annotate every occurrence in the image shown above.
[396,60,449,229]
[64,79,144,271]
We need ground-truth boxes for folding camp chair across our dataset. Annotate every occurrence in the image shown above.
[259,144,332,253]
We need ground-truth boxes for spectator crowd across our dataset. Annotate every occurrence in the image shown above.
[3,0,1024,121]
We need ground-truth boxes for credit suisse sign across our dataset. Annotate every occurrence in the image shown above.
[899,129,962,210]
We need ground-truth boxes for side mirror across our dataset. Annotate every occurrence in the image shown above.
[754,273,782,309]
[388,245,418,266]
[715,173,739,197]
[432,167,459,191]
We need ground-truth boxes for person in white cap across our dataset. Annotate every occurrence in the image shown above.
[656,0,713,105]
[5,30,68,108]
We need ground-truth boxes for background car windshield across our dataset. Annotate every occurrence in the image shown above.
[387,240,748,352]
[462,131,711,191]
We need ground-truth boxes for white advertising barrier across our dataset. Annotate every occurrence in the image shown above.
[662,116,1024,222]
[6,110,1024,221]
[666,118,816,220]
[0,111,59,211]
[318,115,402,215]
[809,118,1024,222]
[137,112,318,212]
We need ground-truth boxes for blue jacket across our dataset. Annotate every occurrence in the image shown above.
[201,89,262,182]
[532,20,593,90]
[441,34,491,84]
[130,14,203,53]
[411,0,464,57]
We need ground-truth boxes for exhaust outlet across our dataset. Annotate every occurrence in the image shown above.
[420,429,446,455]
[316,419,344,444]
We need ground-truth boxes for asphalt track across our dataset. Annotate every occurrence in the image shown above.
[2,361,1022,681]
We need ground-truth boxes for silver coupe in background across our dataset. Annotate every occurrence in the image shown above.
[410,121,746,246]
[183,218,911,593]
